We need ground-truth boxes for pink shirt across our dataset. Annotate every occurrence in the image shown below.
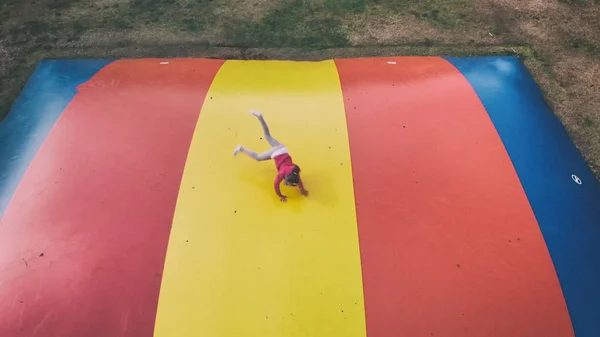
[273,153,303,197]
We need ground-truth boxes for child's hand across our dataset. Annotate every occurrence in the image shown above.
[280,195,288,202]
[301,189,309,196]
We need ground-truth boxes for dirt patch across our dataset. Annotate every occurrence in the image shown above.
[213,0,281,21]
[345,4,501,46]
[0,42,15,75]
[552,54,600,170]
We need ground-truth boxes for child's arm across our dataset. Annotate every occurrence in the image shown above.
[274,175,287,202]
[298,177,308,196]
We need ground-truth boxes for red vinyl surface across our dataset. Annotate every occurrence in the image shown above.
[0,59,224,337]
[335,57,574,337]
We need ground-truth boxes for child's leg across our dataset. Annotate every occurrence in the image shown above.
[233,145,277,161]
[250,110,281,147]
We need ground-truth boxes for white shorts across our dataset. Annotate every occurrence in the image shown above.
[270,146,289,159]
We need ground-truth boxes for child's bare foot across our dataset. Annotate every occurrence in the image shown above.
[249,110,262,117]
[233,145,242,156]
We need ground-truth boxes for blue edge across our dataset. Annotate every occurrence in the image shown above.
[0,59,113,216]
[0,57,599,335]
[445,56,600,337]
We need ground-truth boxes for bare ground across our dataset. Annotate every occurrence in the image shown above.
[1,0,599,177]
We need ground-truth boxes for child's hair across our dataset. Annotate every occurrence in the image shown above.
[285,165,301,185]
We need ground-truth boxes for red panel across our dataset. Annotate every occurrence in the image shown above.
[335,57,574,337]
[0,59,223,337]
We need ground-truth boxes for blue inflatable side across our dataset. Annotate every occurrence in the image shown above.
[0,59,112,216]
[445,56,600,337]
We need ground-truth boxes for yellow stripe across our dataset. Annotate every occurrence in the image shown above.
[154,60,366,337]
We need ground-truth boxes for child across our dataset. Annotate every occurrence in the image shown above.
[233,110,308,202]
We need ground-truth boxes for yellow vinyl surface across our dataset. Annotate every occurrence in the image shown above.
[153,60,367,337]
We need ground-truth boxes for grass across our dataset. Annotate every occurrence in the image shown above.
[226,1,349,48]
[378,0,471,29]
[0,0,599,177]
[559,0,600,4]
[568,38,600,55]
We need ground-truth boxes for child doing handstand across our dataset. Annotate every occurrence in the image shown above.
[233,110,308,202]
